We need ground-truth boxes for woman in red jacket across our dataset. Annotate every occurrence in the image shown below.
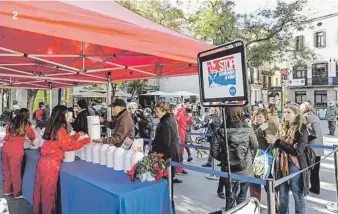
[2,108,35,198]
[33,105,90,214]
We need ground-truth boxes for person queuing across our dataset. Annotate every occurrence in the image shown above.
[72,99,90,134]
[127,102,141,137]
[33,102,45,129]
[2,108,35,198]
[326,101,338,136]
[95,99,134,146]
[266,102,309,214]
[151,102,182,214]
[202,107,221,168]
[300,101,324,194]
[33,105,90,214]
[211,106,258,211]
[174,99,191,174]
[138,107,153,139]
[184,108,194,162]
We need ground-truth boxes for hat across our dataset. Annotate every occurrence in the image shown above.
[108,99,126,107]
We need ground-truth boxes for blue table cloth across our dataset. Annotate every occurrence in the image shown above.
[2,148,172,214]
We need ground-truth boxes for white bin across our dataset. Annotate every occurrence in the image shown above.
[92,143,102,164]
[85,143,95,162]
[124,150,135,173]
[106,145,116,168]
[113,147,125,171]
[87,116,101,140]
[64,151,76,162]
[100,144,110,165]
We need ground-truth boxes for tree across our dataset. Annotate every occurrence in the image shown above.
[125,80,148,99]
[27,89,38,119]
[189,0,314,69]
[117,0,186,32]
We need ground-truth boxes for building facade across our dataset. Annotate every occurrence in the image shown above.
[286,13,338,111]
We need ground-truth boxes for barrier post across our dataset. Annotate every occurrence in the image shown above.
[334,145,338,210]
[267,179,276,214]
[168,158,173,201]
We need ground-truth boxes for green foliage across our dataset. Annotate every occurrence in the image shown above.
[117,0,186,32]
[189,0,313,68]
[126,80,148,97]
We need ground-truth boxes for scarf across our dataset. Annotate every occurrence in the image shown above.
[280,135,300,177]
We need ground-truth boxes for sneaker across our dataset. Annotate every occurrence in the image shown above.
[4,192,12,196]
[187,157,193,162]
[14,195,23,199]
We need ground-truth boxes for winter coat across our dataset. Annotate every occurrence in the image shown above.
[139,115,153,139]
[103,109,134,147]
[211,121,258,177]
[304,111,324,156]
[175,105,192,144]
[72,109,89,134]
[273,125,310,196]
[152,114,181,162]
[326,106,338,121]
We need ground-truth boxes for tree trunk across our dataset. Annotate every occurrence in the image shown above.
[27,89,38,120]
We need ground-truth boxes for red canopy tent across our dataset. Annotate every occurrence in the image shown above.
[0,1,212,89]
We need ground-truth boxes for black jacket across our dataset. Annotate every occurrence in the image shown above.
[152,114,181,162]
[138,115,153,139]
[73,110,89,134]
[274,125,310,195]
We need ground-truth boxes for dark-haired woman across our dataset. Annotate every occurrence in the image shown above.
[2,108,35,198]
[72,99,90,134]
[33,105,90,214]
[152,102,182,214]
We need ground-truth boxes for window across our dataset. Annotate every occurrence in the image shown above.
[314,90,327,107]
[263,75,268,89]
[295,35,304,50]
[275,77,279,86]
[268,76,272,88]
[295,91,306,104]
[312,63,328,76]
[314,31,326,47]
[293,65,307,79]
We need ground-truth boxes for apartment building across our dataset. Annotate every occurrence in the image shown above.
[286,13,338,110]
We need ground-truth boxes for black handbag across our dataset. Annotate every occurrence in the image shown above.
[306,122,317,142]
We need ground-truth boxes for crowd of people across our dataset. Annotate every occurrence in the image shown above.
[0,96,328,214]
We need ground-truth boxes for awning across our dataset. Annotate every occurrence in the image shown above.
[0,1,212,89]
[142,91,170,96]
[169,91,199,97]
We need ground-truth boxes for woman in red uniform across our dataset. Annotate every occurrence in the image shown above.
[2,108,35,198]
[33,105,90,214]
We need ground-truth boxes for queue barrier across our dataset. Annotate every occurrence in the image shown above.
[165,135,338,214]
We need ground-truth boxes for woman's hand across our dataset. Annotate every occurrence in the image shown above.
[78,132,85,136]
[266,134,277,145]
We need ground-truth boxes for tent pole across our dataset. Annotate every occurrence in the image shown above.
[107,72,112,137]
[49,83,53,114]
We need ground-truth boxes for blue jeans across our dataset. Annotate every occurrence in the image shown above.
[278,162,306,214]
[225,180,249,211]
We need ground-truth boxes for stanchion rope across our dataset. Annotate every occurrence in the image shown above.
[274,146,338,187]
[171,161,266,185]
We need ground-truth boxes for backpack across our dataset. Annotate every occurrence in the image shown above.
[212,127,252,172]
[304,145,316,170]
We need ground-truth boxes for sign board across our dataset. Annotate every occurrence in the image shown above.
[198,40,248,103]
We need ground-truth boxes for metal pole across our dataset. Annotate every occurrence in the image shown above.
[267,179,276,214]
[49,83,52,115]
[107,72,112,137]
[168,158,173,201]
[206,157,219,180]
[221,107,232,195]
[331,145,338,212]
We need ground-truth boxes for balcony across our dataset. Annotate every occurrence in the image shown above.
[330,77,338,86]
[287,78,306,87]
[308,75,328,86]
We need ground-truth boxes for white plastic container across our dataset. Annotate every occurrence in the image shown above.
[100,144,110,165]
[131,152,144,166]
[106,145,117,168]
[30,130,40,149]
[87,116,101,140]
[64,151,76,162]
[80,146,86,160]
[124,149,135,173]
[113,147,125,171]
[92,143,102,164]
[85,143,95,162]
